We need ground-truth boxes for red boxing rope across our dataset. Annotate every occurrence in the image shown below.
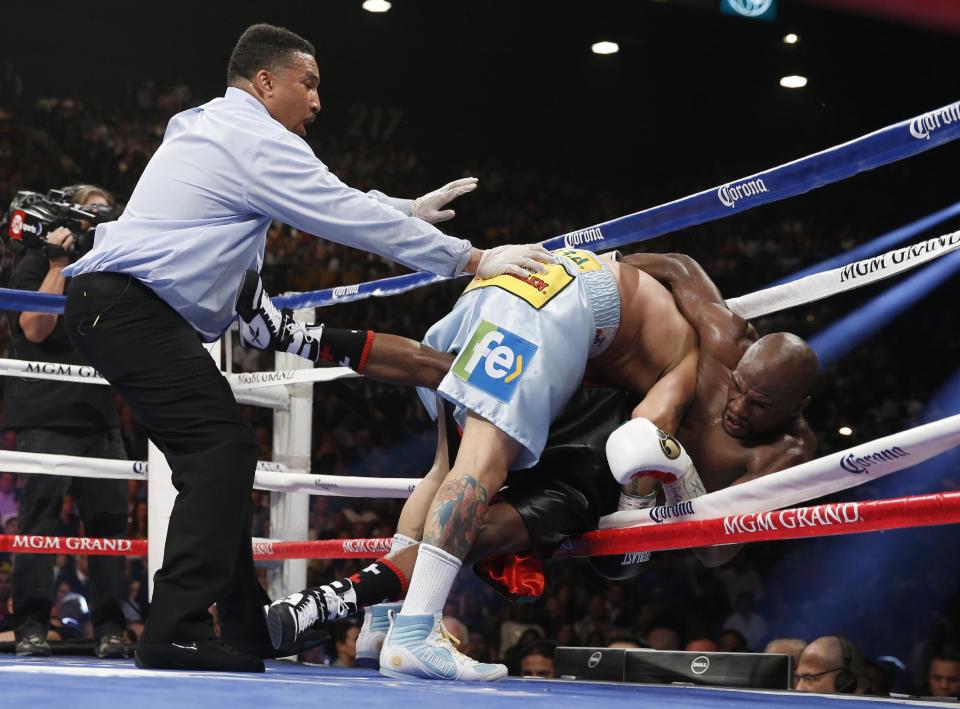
[559,491,960,556]
[2,492,959,560]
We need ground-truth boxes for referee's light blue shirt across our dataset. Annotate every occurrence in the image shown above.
[64,87,473,342]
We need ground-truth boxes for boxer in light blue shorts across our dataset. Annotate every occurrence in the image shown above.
[417,247,621,468]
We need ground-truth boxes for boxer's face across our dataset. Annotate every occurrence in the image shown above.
[723,348,807,438]
[259,51,321,137]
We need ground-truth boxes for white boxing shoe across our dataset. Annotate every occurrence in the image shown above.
[379,611,506,682]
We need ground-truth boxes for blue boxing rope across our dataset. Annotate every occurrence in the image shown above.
[3,101,958,315]
[276,99,960,310]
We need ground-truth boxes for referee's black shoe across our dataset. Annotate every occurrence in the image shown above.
[135,638,264,673]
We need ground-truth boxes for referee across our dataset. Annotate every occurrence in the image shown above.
[62,23,549,672]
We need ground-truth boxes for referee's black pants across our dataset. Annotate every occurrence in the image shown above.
[64,273,271,645]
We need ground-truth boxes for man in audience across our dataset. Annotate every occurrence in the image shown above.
[927,649,960,698]
[719,629,750,653]
[794,635,865,695]
[518,642,555,678]
[647,627,681,651]
[331,622,360,668]
[765,638,807,675]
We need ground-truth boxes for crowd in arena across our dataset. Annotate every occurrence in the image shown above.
[0,77,958,696]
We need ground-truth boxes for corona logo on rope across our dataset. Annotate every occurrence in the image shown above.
[562,226,605,248]
[717,178,769,208]
[332,284,361,299]
[723,502,863,535]
[840,446,909,475]
[649,500,695,524]
[910,102,960,141]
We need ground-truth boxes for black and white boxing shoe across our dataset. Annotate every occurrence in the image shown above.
[267,581,358,652]
[234,269,323,360]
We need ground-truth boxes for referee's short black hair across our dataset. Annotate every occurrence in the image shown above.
[227,23,315,84]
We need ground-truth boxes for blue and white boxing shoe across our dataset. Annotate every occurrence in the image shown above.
[355,602,402,668]
[379,611,507,682]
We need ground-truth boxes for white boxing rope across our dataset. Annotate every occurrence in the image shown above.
[253,470,418,498]
[601,412,960,530]
[225,366,358,390]
[0,449,149,481]
[0,449,310,483]
[725,230,960,319]
[0,358,109,385]
[0,358,354,410]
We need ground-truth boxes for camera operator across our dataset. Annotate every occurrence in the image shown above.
[4,184,128,658]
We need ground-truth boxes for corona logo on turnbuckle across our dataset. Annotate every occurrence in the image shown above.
[452,320,538,402]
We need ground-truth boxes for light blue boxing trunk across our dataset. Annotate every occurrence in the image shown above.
[417,248,621,469]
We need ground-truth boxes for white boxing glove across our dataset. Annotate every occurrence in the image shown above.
[606,417,694,485]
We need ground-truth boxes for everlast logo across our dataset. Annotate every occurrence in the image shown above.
[622,551,650,565]
[563,227,604,248]
[724,503,863,535]
[840,446,909,474]
[657,429,681,460]
[332,284,361,299]
[649,500,695,524]
[717,178,769,208]
[910,102,960,140]
[839,233,960,283]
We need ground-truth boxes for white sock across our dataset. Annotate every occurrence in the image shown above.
[391,533,418,554]
[399,543,460,616]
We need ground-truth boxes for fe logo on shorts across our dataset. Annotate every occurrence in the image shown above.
[452,320,538,403]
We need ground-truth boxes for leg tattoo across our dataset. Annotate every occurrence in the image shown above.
[423,473,489,559]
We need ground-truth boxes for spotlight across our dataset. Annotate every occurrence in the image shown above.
[779,75,808,89]
[591,41,619,55]
[838,426,853,436]
[362,0,391,12]
[783,33,799,45]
